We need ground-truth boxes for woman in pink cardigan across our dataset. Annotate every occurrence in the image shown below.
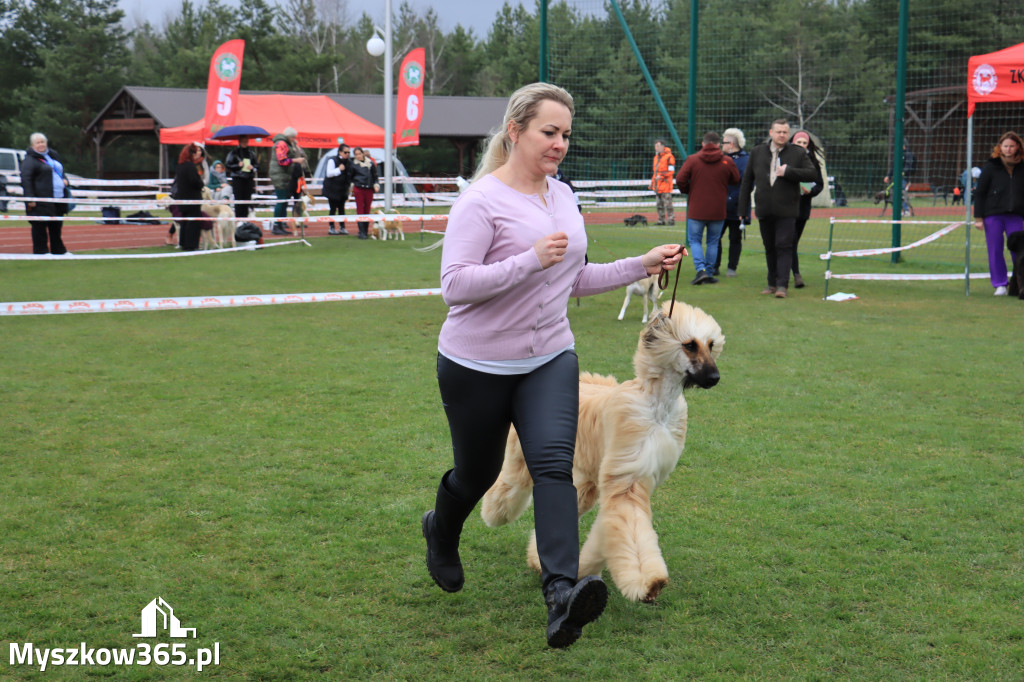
[421,82,683,648]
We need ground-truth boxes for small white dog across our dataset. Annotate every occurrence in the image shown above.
[200,186,236,249]
[481,301,724,603]
[617,275,661,323]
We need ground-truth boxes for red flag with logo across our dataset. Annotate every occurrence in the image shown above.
[204,39,245,138]
[967,42,1024,118]
[395,48,425,147]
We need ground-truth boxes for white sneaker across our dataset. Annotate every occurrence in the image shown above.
[994,285,1008,296]
[726,269,737,277]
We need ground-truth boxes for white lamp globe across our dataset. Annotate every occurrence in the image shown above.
[366,35,385,57]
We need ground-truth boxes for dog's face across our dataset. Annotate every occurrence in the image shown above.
[637,301,723,389]
[201,186,213,201]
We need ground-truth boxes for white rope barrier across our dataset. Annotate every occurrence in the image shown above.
[819,221,964,259]
[1,287,442,316]
[826,272,989,281]
[820,220,981,295]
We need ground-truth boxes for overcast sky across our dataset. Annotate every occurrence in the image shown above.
[117,0,523,40]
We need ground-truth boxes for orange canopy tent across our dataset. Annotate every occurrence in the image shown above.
[159,93,388,148]
[962,41,1024,295]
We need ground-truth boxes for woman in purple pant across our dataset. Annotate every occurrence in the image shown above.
[974,131,1024,296]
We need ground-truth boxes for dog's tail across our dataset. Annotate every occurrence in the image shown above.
[414,236,445,253]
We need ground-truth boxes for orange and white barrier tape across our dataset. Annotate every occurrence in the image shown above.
[0,239,309,260]
[1,287,442,316]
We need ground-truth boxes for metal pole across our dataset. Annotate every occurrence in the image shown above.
[539,0,548,82]
[688,0,697,158]
[824,217,835,300]
[965,116,973,296]
[890,0,909,263]
[384,0,394,213]
[609,0,685,156]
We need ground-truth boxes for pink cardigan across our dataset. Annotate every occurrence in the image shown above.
[438,175,647,361]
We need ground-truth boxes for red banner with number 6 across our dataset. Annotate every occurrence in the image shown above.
[204,39,245,139]
[396,48,425,148]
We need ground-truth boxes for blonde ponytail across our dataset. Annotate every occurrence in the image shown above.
[471,82,575,182]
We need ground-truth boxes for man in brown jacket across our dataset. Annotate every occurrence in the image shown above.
[676,132,739,285]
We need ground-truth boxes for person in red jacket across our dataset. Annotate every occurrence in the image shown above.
[650,139,676,225]
[675,131,739,284]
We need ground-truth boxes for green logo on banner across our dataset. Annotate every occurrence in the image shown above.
[403,61,423,88]
[216,53,241,81]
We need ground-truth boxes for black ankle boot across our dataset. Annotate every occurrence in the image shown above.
[421,510,464,592]
[422,475,474,593]
[544,575,608,648]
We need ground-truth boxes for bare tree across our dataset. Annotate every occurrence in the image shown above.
[763,52,833,129]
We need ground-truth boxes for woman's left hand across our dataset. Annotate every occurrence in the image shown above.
[642,244,685,275]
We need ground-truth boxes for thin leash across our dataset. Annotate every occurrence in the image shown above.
[658,246,688,318]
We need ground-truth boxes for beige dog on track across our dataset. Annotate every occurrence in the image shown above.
[372,209,405,241]
[481,300,724,603]
[200,186,236,249]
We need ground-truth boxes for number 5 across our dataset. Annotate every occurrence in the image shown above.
[217,87,233,116]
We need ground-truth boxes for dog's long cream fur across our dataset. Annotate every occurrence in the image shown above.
[481,300,724,602]
[200,186,236,249]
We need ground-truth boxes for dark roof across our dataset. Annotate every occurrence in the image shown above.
[87,86,507,139]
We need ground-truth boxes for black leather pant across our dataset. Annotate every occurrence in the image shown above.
[434,351,581,590]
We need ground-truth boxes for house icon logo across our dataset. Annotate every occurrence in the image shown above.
[133,597,197,638]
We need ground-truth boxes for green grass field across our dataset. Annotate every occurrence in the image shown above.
[1,224,1021,680]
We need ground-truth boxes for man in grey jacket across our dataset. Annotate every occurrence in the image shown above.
[738,119,816,298]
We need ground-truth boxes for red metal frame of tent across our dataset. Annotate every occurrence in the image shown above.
[964,42,1024,295]
[159,93,389,148]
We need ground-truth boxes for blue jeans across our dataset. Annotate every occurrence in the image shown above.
[687,219,725,273]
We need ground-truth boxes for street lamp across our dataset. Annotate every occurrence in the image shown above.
[366,0,394,212]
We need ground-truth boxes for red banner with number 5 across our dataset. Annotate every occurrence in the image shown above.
[204,39,245,139]
[395,48,425,148]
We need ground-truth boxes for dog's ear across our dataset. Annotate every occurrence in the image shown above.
[642,312,671,346]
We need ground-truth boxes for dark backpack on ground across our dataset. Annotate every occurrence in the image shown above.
[235,221,263,242]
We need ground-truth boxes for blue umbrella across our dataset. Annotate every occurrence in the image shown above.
[211,124,269,140]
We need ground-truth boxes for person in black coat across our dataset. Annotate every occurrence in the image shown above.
[225,137,258,219]
[20,132,71,255]
[174,143,207,252]
[737,119,816,297]
[790,130,825,289]
[322,144,353,235]
[973,131,1024,295]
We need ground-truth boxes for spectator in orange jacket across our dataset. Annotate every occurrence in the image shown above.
[650,139,676,225]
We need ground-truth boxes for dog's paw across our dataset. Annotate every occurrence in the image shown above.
[641,578,668,603]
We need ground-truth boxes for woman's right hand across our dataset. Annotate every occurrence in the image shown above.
[974,219,984,230]
[535,232,569,269]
